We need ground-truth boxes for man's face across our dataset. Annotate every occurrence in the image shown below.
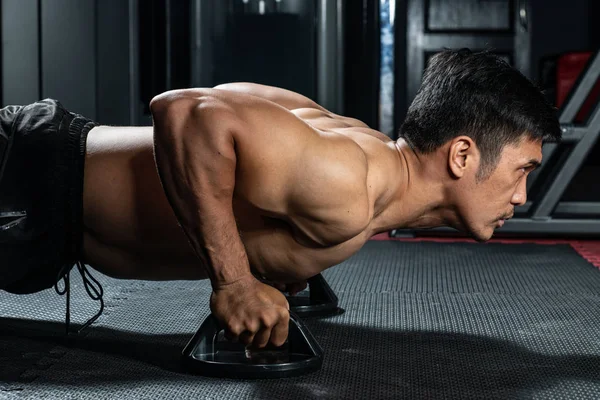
[455,138,542,242]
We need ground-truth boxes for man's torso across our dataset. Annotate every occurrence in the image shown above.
[82,108,398,282]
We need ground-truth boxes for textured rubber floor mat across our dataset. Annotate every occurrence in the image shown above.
[1,241,599,399]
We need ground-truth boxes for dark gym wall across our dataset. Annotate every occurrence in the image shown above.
[97,0,133,125]
[390,0,595,124]
[1,0,39,105]
[1,0,135,125]
[1,0,596,128]
[530,0,592,81]
[591,1,600,50]
[2,0,342,126]
[42,0,96,119]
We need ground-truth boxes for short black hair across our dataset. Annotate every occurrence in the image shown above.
[399,49,561,180]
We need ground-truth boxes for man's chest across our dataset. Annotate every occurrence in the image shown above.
[234,208,369,282]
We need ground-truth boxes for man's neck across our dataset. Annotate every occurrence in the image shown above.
[370,140,454,234]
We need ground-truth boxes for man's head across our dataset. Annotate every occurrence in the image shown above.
[399,49,561,241]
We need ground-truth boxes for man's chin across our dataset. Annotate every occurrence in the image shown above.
[453,222,493,242]
[469,228,494,243]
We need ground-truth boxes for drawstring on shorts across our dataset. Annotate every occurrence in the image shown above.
[55,261,104,335]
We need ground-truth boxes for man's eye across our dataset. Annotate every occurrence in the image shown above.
[521,165,535,173]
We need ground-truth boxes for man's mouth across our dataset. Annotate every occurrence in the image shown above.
[497,214,513,228]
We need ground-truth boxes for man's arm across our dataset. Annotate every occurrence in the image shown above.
[150,89,289,348]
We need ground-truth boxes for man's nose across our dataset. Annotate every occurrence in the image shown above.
[511,178,528,206]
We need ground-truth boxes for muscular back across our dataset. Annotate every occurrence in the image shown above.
[83,88,395,282]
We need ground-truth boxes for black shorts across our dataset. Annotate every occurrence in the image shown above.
[0,99,97,294]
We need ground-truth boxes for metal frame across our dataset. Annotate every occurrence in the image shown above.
[316,0,344,114]
[190,0,210,88]
[128,0,141,125]
[393,50,600,238]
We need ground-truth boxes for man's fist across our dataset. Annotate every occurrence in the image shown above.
[210,275,290,348]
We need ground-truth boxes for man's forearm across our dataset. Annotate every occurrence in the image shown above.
[150,92,251,287]
[182,199,251,285]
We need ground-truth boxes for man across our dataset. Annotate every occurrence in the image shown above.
[0,50,560,349]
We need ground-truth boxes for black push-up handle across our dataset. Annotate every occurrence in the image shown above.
[182,311,324,379]
[287,274,345,318]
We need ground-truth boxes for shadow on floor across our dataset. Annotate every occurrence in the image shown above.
[1,317,598,399]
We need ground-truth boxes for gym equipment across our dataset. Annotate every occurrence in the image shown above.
[286,274,345,318]
[180,274,339,379]
[182,311,323,379]
[393,49,600,238]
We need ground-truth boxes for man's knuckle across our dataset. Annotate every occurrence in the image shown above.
[260,315,274,328]
[279,308,290,320]
[228,324,243,336]
[246,321,260,333]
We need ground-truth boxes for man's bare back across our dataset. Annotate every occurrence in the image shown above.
[81,86,404,284]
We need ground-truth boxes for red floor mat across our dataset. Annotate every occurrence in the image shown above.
[370,233,600,269]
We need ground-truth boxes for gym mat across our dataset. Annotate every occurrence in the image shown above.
[1,241,599,399]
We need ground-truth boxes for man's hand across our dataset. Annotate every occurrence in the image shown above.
[210,274,290,349]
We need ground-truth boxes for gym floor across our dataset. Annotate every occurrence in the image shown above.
[1,236,599,399]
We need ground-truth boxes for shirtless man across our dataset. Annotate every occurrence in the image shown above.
[0,49,560,348]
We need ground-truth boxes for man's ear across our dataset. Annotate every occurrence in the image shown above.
[447,136,478,179]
